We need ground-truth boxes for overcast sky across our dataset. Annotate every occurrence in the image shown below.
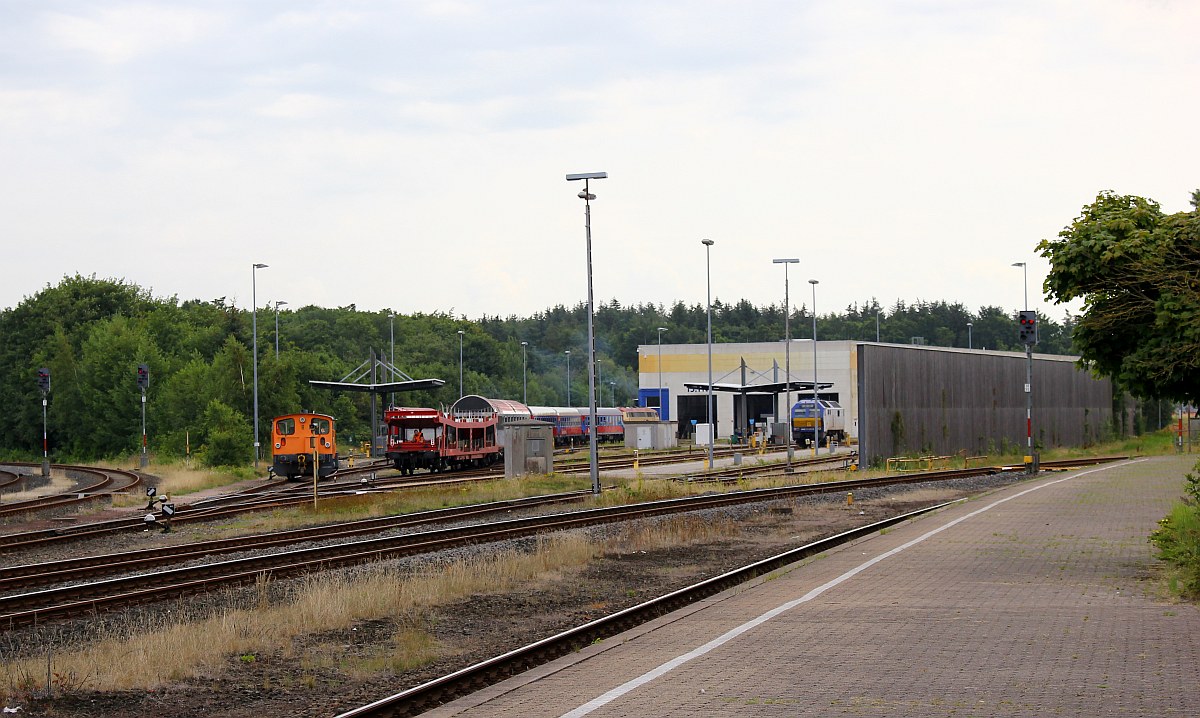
[3,1,1197,322]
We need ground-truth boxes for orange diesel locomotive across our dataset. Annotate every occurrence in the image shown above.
[271,412,338,479]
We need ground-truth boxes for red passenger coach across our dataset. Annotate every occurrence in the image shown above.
[528,406,585,446]
[592,407,624,442]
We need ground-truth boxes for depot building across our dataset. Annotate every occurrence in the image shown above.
[636,340,1114,466]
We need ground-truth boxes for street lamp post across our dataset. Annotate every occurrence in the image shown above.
[702,238,715,470]
[274,301,287,358]
[1012,262,1028,311]
[809,279,819,456]
[252,263,268,471]
[967,321,973,349]
[458,330,464,398]
[388,312,396,407]
[656,327,667,419]
[566,171,607,495]
[773,258,799,471]
[565,350,571,406]
[521,341,528,405]
[610,380,616,407]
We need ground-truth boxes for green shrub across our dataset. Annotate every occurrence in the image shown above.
[1150,460,1200,598]
[198,400,252,468]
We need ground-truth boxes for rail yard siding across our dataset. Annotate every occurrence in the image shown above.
[857,344,1113,466]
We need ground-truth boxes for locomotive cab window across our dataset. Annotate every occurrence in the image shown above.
[276,418,296,435]
[312,418,331,435]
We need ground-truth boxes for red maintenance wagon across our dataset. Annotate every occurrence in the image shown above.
[384,403,504,475]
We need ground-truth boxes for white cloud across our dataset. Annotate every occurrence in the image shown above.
[255,92,341,119]
[1,0,1197,324]
[42,5,220,64]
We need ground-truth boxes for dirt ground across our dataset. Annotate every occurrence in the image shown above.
[5,483,997,717]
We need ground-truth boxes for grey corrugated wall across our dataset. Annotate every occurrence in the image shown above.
[857,344,1113,466]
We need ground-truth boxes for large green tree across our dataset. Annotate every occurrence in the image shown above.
[1038,190,1200,402]
[0,273,1086,463]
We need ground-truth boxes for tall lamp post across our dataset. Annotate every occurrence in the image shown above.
[1013,261,1034,473]
[967,321,973,349]
[566,171,607,495]
[773,258,799,470]
[610,380,616,407]
[564,350,571,406]
[809,278,819,456]
[656,326,667,419]
[388,312,396,407]
[521,341,529,405]
[274,301,287,358]
[252,263,268,471]
[1012,262,1028,311]
[457,330,464,398]
[702,238,715,470]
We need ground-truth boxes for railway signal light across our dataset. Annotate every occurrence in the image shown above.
[37,367,50,392]
[1017,311,1037,345]
[137,363,150,390]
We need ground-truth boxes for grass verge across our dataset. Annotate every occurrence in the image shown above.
[0,514,740,699]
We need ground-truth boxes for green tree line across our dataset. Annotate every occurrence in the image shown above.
[0,275,1077,466]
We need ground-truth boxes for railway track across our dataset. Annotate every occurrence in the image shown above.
[0,461,498,553]
[0,464,141,519]
[0,458,1125,630]
[0,491,593,592]
[0,448,774,552]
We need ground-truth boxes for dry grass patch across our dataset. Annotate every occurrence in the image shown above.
[201,475,595,538]
[2,512,752,697]
[107,461,252,508]
[1,533,601,696]
[611,514,742,554]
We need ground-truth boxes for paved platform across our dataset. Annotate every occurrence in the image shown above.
[428,455,1200,717]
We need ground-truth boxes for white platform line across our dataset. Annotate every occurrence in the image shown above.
[560,461,1140,718]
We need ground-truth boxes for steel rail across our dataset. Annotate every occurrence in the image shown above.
[0,465,1048,629]
[0,466,140,518]
[0,492,593,590]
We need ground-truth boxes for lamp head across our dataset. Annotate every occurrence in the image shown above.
[253,263,268,269]
[521,341,528,346]
[808,279,819,285]
[772,258,799,264]
[1012,262,1026,268]
[577,190,596,200]
[701,239,714,247]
